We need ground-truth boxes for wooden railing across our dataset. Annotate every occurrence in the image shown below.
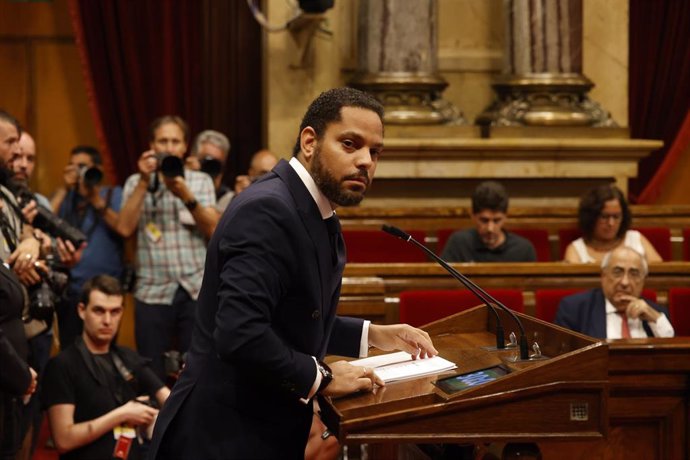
[337,262,690,324]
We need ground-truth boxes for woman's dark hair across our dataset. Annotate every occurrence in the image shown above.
[578,184,631,241]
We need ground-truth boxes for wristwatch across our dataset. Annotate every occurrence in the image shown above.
[316,361,333,393]
[184,198,198,211]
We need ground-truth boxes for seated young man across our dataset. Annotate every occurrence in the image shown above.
[441,181,536,262]
[42,275,170,460]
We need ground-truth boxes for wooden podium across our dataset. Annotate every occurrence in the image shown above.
[320,306,609,453]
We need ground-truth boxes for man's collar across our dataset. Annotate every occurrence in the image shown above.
[605,297,618,314]
[289,157,334,220]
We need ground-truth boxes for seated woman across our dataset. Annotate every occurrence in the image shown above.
[564,184,662,264]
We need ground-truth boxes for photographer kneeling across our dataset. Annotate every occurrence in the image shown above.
[43,275,170,460]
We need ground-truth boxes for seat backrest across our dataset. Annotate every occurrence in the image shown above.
[635,227,672,260]
[343,229,428,263]
[399,288,524,328]
[668,288,690,336]
[509,228,552,262]
[558,228,582,259]
[534,289,583,323]
[436,228,456,256]
[641,288,657,303]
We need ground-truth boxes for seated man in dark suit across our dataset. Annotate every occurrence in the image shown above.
[555,246,674,339]
[441,181,536,262]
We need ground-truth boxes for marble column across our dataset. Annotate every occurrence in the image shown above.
[478,0,616,127]
[349,0,463,125]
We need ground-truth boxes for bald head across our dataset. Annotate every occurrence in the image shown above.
[601,246,648,311]
[248,149,278,179]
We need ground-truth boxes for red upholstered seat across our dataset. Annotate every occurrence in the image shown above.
[436,228,455,256]
[510,228,551,262]
[668,288,690,336]
[437,228,551,261]
[558,228,582,259]
[398,289,524,328]
[636,227,672,260]
[534,289,583,323]
[343,229,428,263]
[535,288,657,324]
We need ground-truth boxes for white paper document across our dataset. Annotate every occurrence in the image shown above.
[350,351,457,383]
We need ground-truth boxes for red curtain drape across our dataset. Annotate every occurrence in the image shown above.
[628,0,690,203]
[67,0,203,183]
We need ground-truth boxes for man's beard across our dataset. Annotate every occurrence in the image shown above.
[311,145,369,207]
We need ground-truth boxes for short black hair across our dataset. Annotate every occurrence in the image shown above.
[578,184,631,241]
[70,145,102,165]
[0,110,22,136]
[80,275,124,306]
[292,87,384,156]
[472,181,509,214]
[149,115,190,143]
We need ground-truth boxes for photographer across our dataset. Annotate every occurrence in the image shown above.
[42,275,169,460]
[233,148,278,196]
[49,145,125,350]
[185,129,234,213]
[116,115,217,380]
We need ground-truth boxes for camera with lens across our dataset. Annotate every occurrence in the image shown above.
[12,184,87,247]
[200,156,222,179]
[156,152,184,178]
[79,165,103,187]
[28,254,69,322]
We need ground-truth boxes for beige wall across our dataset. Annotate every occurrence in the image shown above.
[265,0,629,155]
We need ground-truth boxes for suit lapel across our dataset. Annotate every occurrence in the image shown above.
[273,160,333,319]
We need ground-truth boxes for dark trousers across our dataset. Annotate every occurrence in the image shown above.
[135,286,196,380]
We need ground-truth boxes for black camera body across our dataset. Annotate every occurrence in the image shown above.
[200,156,222,179]
[156,153,184,178]
[28,255,69,322]
[13,185,87,247]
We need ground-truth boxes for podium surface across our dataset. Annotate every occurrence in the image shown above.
[321,306,609,444]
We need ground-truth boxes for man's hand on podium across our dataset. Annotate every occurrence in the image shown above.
[368,324,438,360]
[320,361,384,397]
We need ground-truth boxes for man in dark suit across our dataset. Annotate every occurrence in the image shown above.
[555,246,674,339]
[150,88,438,459]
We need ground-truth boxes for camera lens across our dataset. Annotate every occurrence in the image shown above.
[81,166,103,187]
[160,155,184,178]
[200,157,222,179]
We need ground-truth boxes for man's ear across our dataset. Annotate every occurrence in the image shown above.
[77,302,86,321]
[300,127,318,161]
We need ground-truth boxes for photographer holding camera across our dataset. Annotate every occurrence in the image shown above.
[116,115,217,380]
[185,129,233,214]
[49,145,125,350]
[42,275,170,460]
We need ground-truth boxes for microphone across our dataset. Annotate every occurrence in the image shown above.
[382,224,530,360]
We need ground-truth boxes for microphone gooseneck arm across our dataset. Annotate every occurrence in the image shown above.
[382,224,529,360]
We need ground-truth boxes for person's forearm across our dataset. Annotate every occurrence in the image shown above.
[50,407,124,453]
[50,187,68,214]
[116,179,149,237]
[191,205,219,239]
[90,194,125,237]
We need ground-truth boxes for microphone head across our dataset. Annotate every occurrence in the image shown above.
[381,224,411,241]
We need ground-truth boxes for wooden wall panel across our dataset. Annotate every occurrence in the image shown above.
[32,42,98,197]
[0,43,29,124]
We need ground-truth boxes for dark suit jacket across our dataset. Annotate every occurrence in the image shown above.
[554,288,670,339]
[150,160,364,459]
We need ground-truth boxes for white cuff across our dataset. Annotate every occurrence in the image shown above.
[649,313,675,338]
[299,357,322,404]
